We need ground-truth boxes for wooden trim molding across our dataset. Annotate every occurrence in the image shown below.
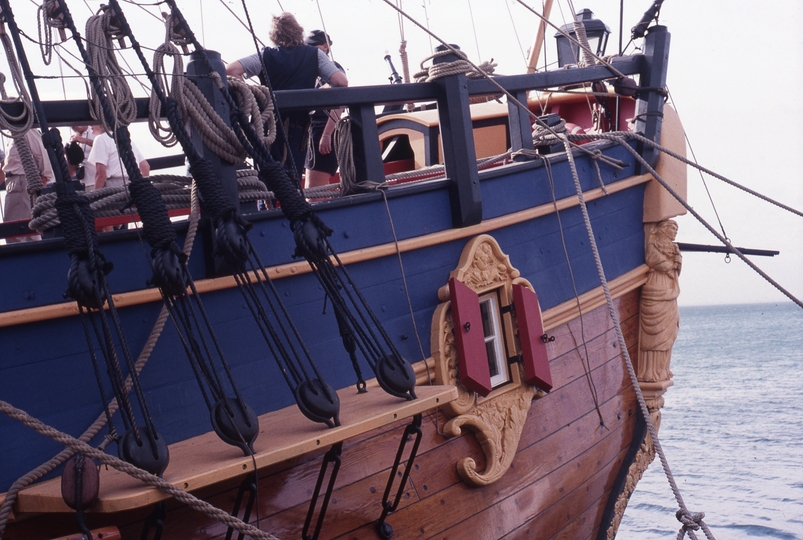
[0,173,652,329]
[410,263,649,388]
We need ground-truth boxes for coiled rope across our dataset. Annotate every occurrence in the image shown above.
[148,15,184,147]
[84,10,137,130]
[28,171,270,233]
[413,48,497,82]
[0,35,45,197]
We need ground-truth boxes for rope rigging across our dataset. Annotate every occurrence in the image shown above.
[107,0,348,428]
[0,181,206,539]
[51,0,261,455]
[534,130,803,310]
[159,0,418,404]
[0,0,170,481]
[29,170,269,232]
[0,399,279,540]
[557,130,718,540]
[5,4,794,539]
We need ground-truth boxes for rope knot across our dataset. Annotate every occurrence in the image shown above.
[676,509,705,531]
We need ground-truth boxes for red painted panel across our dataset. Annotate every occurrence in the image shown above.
[449,278,493,396]
[513,284,553,391]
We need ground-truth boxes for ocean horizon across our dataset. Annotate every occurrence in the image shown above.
[618,302,803,539]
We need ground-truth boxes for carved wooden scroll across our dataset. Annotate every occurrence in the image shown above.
[430,234,548,487]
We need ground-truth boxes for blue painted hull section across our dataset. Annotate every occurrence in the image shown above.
[0,145,645,493]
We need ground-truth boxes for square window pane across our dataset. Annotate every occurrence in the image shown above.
[480,301,493,337]
[486,340,499,377]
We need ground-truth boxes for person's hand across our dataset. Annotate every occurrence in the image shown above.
[319,134,332,155]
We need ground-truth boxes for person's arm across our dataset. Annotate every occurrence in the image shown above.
[139,159,150,178]
[316,51,348,88]
[318,108,343,155]
[70,133,93,147]
[95,162,107,190]
[327,71,348,88]
[225,60,245,80]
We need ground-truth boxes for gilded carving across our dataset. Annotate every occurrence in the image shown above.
[430,234,545,487]
[607,220,681,539]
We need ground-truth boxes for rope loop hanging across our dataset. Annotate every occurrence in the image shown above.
[149,14,185,147]
[84,7,137,131]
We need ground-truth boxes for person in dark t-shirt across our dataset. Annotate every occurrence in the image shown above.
[226,13,348,181]
[303,30,345,188]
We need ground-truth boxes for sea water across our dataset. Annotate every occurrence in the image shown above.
[618,302,803,539]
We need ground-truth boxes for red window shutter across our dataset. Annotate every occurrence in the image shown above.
[449,277,493,397]
[512,284,553,392]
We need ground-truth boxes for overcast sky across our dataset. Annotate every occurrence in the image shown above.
[2,0,801,306]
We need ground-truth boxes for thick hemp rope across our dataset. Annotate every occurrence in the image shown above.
[559,132,717,540]
[84,10,137,131]
[149,16,184,148]
[0,400,278,540]
[28,172,270,233]
[0,35,46,197]
[0,184,208,538]
[148,15,275,161]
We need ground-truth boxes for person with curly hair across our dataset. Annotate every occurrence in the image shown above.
[226,12,348,182]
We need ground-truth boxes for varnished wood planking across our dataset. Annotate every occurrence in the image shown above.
[15,385,456,514]
[6,290,643,539]
[114,410,466,540]
[497,445,633,540]
[340,386,637,540]
[356,295,640,539]
[408,345,635,504]
[433,409,637,540]
[157,342,636,537]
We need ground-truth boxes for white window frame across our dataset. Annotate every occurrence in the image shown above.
[479,292,510,388]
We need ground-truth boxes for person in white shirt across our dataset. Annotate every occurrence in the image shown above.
[68,125,96,191]
[87,125,150,190]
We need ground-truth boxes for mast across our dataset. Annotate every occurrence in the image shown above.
[526,0,554,73]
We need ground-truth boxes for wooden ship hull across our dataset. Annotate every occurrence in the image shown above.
[0,8,685,540]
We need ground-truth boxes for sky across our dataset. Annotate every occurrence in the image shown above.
[0,0,801,307]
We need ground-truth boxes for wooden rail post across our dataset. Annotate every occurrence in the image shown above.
[185,50,239,210]
[634,25,670,171]
[434,45,482,228]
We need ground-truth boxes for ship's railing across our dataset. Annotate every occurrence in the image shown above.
[0,27,668,234]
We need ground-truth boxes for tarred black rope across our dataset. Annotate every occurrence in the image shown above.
[114,128,178,252]
[2,0,168,472]
[160,0,415,401]
[104,0,341,426]
[257,160,314,227]
[54,0,185,294]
